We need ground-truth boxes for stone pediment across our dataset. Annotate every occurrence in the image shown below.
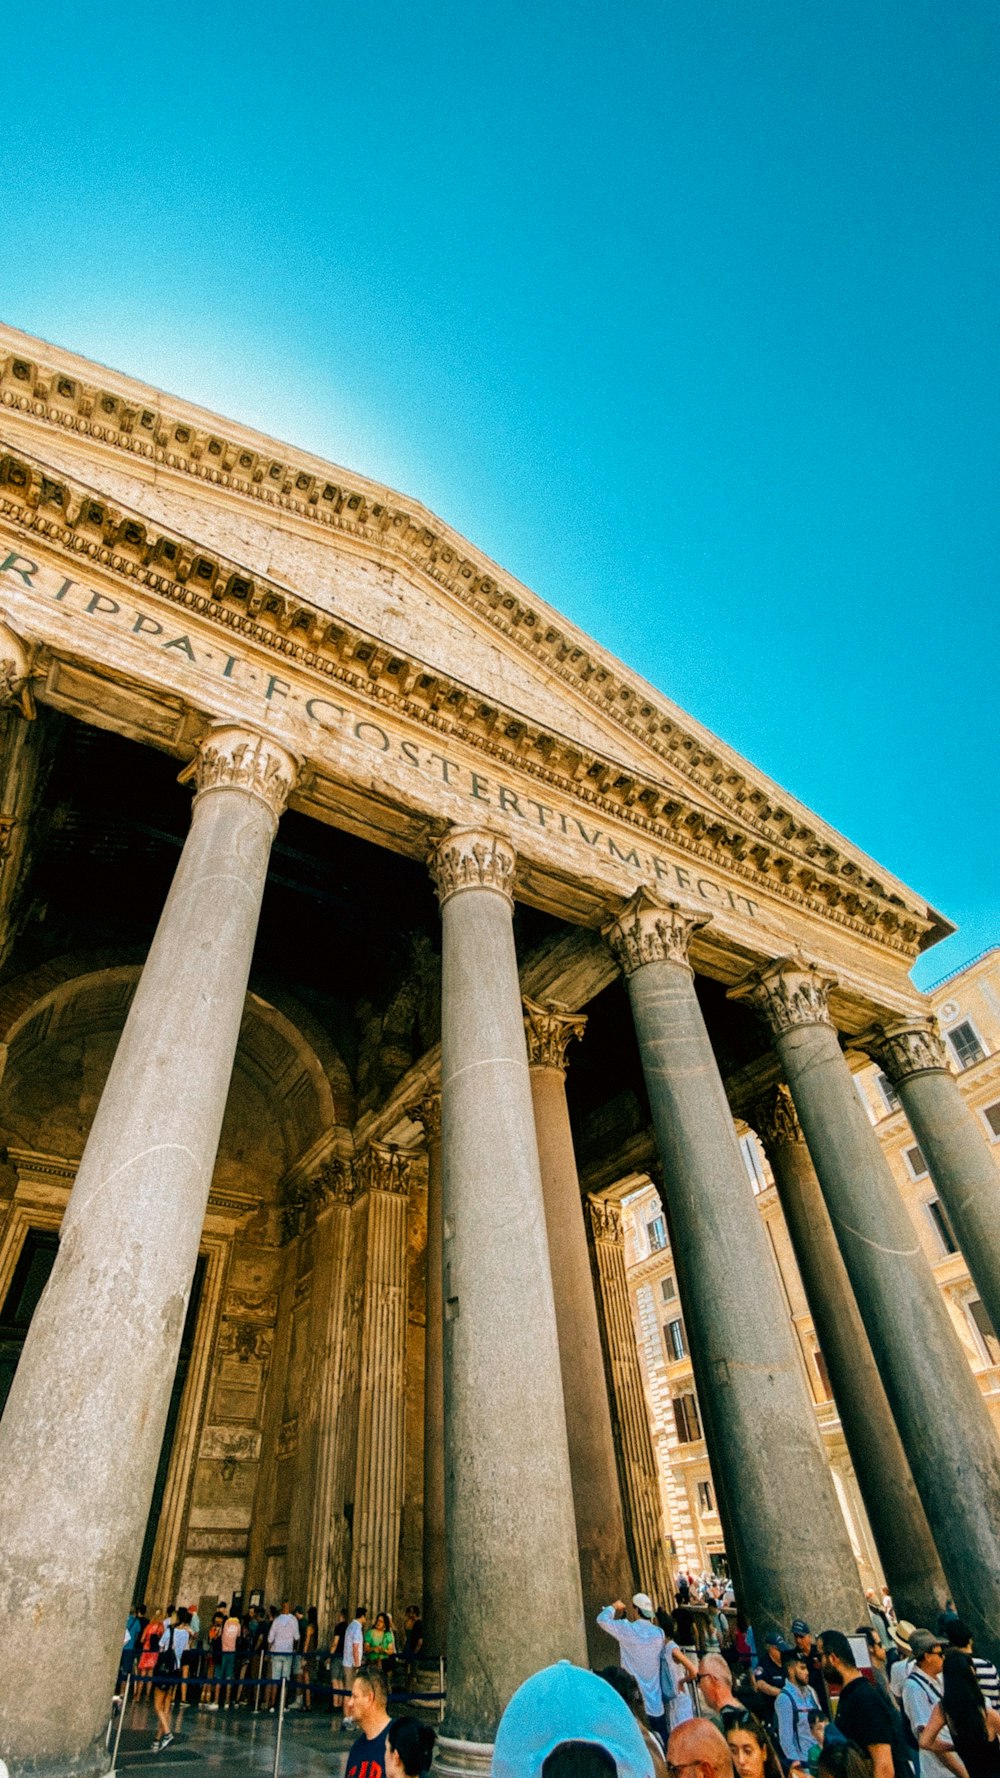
[0,324,951,969]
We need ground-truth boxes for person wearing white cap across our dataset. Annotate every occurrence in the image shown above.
[492,1660,654,1778]
[597,1596,668,1745]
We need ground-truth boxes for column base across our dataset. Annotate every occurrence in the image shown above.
[432,1733,494,1776]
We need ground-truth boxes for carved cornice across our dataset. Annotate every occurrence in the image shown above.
[863,1017,951,1083]
[0,427,938,959]
[603,887,709,977]
[731,958,837,1036]
[180,723,298,822]
[750,1083,804,1151]
[427,826,517,907]
[587,1193,624,1246]
[522,997,587,1071]
[412,1092,441,1143]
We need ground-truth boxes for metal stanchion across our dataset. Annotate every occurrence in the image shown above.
[254,1648,264,1712]
[109,1671,132,1770]
[272,1675,287,1778]
[439,1657,446,1724]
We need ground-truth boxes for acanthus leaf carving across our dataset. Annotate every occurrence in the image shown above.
[864,1017,951,1083]
[730,957,837,1036]
[749,1083,804,1151]
[427,826,516,907]
[523,997,587,1072]
[603,887,709,977]
[587,1193,623,1246]
[180,723,298,822]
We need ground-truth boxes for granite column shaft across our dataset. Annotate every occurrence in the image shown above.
[0,724,297,1778]
[869,1019,1000,1342]
[606,890,867,1639]
[586,1195,674,1607]
[736,961,1000,1667]
[752,1084,948,1626]
[430,827,585,1770]
[417,1092,447,1659]
[524,998,634,1663]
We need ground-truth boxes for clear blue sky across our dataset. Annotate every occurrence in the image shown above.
[2,1,996,986]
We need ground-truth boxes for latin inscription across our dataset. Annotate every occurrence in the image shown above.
[0,548,758,919]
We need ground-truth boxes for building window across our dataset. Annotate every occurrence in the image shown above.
[673,1391,701,1443]
[665,1317,687,1361]
[661,1273,678,1304]
[814,1349,833,1400]
[647,1215,667,1253]
[967,1298,1000,1365]
[947,1020,986,1071]
[904,1143,928,1179]
[697,1479,715,1514]
[926,1198,958,1256]
[877,1073,900,1113]
[741,1133,768,1195]
[983,1102,1000,1140]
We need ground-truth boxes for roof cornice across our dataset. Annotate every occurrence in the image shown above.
[0,327,950,953]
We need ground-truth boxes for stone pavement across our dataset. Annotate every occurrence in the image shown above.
[113,1696,358,1778]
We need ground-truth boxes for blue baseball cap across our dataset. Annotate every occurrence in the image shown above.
[493,1661,654,1778]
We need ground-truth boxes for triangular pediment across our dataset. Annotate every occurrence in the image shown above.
[0,323,950,954]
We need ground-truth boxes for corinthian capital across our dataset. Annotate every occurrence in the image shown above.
[730,957,836,1036]
[183,724,298,822]
[413,1092,442,1143]
[864,1017,950,1083]
[427,826,516,907]
[587,1193,623,1246]
[357,1143,413,1198]
[0,619,34,718]
[523,997,587,1072]
[749,1083,804,1152]
[603,887,709,978]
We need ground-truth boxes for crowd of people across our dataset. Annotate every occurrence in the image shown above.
[117,1595,427,1754]
[495,1591,1000,1778]
[114,1583,1000,1778]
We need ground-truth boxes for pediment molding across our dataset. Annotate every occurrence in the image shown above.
[0,436,935,961]
[0,336,948,955]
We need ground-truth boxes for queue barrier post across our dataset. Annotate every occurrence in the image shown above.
[109,1671,132,1770]
[272,1674,286,1778]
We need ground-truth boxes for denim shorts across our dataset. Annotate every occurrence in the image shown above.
[270,1653,293,1681]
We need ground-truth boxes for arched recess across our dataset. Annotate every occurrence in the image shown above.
[0,953,354,1608]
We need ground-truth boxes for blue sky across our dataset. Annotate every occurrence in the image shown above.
[2,1,996,986]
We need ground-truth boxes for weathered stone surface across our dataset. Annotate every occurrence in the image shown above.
[0,726,295,1778]
[621,928,868,1638]
[432,829,586,1744]
[752,1084,948,1625]
[744,962,1000,1667]
[524,1001,634,1662]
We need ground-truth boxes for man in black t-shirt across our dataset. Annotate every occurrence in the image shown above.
[345,1668,391,1778]
[820,1629,910,1778]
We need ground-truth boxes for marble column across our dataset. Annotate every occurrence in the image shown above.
[302,1164,358,1637]
[751,1083,948,1627]
[734,960,1000,1666]
[0,723,297,1778]
[523,998,634,1662]
[415,1091,447,1659]
[429,827,585,1771]
[586,1193,674,1608]
[605,890,867,1639]
[867,1017,1000,1341]
[350,1145,411,1614]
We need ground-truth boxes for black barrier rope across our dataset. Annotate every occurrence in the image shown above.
[120,1672,445,1701]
